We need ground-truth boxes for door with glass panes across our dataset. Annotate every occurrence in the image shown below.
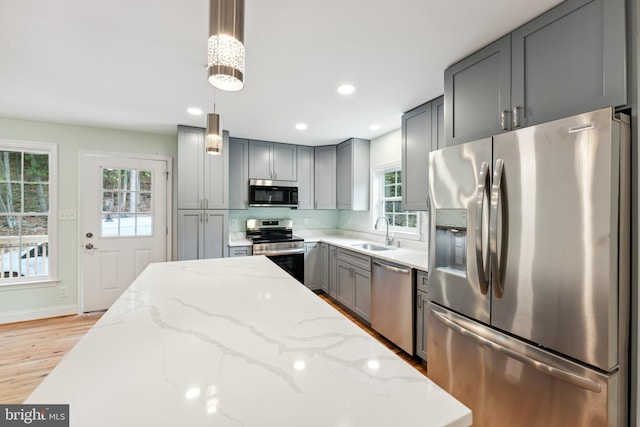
[80,153,169,312]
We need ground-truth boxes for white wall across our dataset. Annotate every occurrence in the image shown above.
[337,128,429,243]
[0,117,177,323]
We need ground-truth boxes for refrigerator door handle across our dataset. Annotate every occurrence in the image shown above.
[475,161,490,294]
[429,308,602,393]
[490,158,505,298]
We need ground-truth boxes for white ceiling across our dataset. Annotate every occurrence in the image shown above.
[0,0,563,146]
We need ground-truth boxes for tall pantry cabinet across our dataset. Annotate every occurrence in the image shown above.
[177,126,229,260]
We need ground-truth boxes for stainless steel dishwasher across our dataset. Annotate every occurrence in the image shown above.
[371,259,414,355]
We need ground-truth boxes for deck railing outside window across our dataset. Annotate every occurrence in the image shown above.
[0,235,49,279]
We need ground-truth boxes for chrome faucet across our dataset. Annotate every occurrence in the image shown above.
[374,216,393,245]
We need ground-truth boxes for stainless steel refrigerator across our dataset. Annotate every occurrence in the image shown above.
[427,108,630,427]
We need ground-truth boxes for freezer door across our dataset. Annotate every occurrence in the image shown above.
[427,303,623,427]
[429,138,492,323]
[491,108,625,371]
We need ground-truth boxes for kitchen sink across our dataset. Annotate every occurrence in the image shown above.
[352,243,395,251]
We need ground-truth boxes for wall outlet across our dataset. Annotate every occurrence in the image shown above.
[231,218,238,228]
[59,286,68,298]
[303,218,309,226]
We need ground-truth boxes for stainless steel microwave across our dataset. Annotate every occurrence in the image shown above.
[248,179,298,208]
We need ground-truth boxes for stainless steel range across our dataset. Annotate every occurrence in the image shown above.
[246,219,304,283]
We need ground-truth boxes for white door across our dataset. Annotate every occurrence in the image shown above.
[80,153,169,312]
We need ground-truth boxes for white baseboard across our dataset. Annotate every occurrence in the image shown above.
[0,305,78,324]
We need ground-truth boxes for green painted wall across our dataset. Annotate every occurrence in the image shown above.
[0,117,176,322]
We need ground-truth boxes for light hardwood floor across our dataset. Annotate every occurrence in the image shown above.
[0,312,103,404]
[0,292,426,404]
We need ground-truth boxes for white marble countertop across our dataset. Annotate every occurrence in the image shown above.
[27,257,469,427]
[304,235,429,271]
[229,232,429,271]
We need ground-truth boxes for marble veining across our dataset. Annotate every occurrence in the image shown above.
[27,256,470,427]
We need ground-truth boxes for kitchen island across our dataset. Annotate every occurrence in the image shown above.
[27,256,470,427]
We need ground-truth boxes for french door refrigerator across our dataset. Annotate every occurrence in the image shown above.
[427,107,630,427]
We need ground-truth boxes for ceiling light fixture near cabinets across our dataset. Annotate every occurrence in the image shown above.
[187,107,203,116]
[369,124,381,131]
[295,123,308,131]
[206,112,223,155]
[337,84,355,95]
[208,0,245,91]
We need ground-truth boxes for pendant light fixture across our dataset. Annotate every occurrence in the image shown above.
[208,0,245,91]
[206,89,223,155]
[206,113,223,155]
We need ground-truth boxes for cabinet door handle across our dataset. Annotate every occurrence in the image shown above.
[512,106,521,128]
[199,213,203,223]
[417,293,422,310]
[500,110,509,130]
[205,198,209,209]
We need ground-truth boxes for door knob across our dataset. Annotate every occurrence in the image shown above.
[85,243,97,249]
[86,232,93,238]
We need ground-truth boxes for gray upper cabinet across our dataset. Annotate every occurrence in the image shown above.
[178,126,229,210]
[432,95,445,150]
[314,145,336,209]
[511,0,626,128]
[444,35,511,147]
[248,140,297,181]
[297,146,315,210]
[445,0,626,146]
[402,101,433,211]
[229,137,249,209]
[336,138,370,211]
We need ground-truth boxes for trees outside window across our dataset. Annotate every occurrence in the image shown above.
[378,167,418,233]
[0,143,56,282]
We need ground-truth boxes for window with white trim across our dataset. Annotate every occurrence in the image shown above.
[0,141,57,283]
[375,165,419,234]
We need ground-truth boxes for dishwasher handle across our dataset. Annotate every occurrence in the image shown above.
[373,260,411,274]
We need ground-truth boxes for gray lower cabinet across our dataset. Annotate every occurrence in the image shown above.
[314,146,336,209]
[328,245,338,298]
[415,270,429,362]
[177,210,228,260]
[304,242,322,290]
[402,96,443,211]
[229,137,249,209]
[249,140,297,181]
[297,146,314,210]
[444,0,626,146]
[229,245,252,257]
[336,248,371,322]
[319,243,329,293]
[336,138,370,211]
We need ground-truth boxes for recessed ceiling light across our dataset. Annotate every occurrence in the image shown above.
[337,84,355,95]
[369,124,381,131]
[295,123,308,130]
[187,107,203,116]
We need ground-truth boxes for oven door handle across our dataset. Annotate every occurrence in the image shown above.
[254,248,305,256]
